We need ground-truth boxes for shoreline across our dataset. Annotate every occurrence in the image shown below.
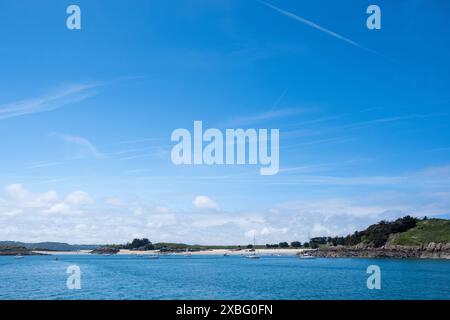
[32,249,307,256]
[29,246,450,260]
[310,243,450,260]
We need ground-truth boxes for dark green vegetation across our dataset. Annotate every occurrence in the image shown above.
[268,216,449,249]
[319,216,419,248]
[91,247,120,255]
[0,241,99,251]
[0,245,40,256]
[310,217,450,249]
[111,239,257,252]
[106,217,447,252]
[391,219,450,246]
[123,238,155,251]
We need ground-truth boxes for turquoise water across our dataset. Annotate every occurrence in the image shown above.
[0,255,449,300]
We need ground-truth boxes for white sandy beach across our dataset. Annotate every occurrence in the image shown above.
[34,249,308,256]
[33,250,93,255]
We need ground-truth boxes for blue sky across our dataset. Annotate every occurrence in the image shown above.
[0,0,449,244]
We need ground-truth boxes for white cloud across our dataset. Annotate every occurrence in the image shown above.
[105,197,126,207]
[0,209,22,217]
[43,202,72,215]
[260,226,288,236]
[0,178,448,245]
[193,196,219,210]
[155,206,171,214]
[1,184,94,217]
[133,207,144,217]
[5,184,58,208]
[66,191,94,206]
[146,214,177,228]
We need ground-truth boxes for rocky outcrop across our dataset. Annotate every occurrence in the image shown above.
[310,242,450,259]
[91,247,120,255]
[0,245,43,256]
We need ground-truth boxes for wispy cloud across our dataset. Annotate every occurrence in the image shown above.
[52,133,104,159]
[0,82,103,120]
[282,136,355,149]
[224,108,307,127]
[259,1,377,55]
[100,138,164,148]
[282,112,448,141]
[26,161,64,170]
[335,113,449,132]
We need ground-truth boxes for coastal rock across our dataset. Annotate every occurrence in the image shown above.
[0,245,42,256]
[91,247,120,255]
[311,243,450,260]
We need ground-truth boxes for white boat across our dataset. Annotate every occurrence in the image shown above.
[245,235,260,260]
[298,233,316,259]
[15,255,25,259]
[148,255,160,260]
[183,249,192,257]
[298,253,316,259]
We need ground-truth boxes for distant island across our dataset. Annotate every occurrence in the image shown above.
[2,216,449,259]
[0,241,100,252]
[92,216,450,259]
[0,241,100,256]
[0,245,42,256]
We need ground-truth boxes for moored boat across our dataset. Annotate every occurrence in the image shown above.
[298,253,316,259]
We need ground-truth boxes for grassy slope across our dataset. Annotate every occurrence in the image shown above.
[392,219,450,246]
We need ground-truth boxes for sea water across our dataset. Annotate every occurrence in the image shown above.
[0,255,449,300]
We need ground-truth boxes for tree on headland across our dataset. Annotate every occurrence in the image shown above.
[279,242,290,248]
[125,238,155,251]
[291,241,302,248]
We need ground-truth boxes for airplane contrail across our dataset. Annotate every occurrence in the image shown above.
[259,1,378,55]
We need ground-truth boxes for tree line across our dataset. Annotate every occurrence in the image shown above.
[117,216,421,251]
[265,216,420,249]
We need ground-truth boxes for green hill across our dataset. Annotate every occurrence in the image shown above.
[0,241,100,251]
[392,219,450,246]
[309,216,449,248]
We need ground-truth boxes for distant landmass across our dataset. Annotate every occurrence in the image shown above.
[0,245,42,256]
[310,217,450,259]
[0,241,100,252]
[2,216,449,259]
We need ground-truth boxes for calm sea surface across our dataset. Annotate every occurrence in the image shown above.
[0,255,449,300]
